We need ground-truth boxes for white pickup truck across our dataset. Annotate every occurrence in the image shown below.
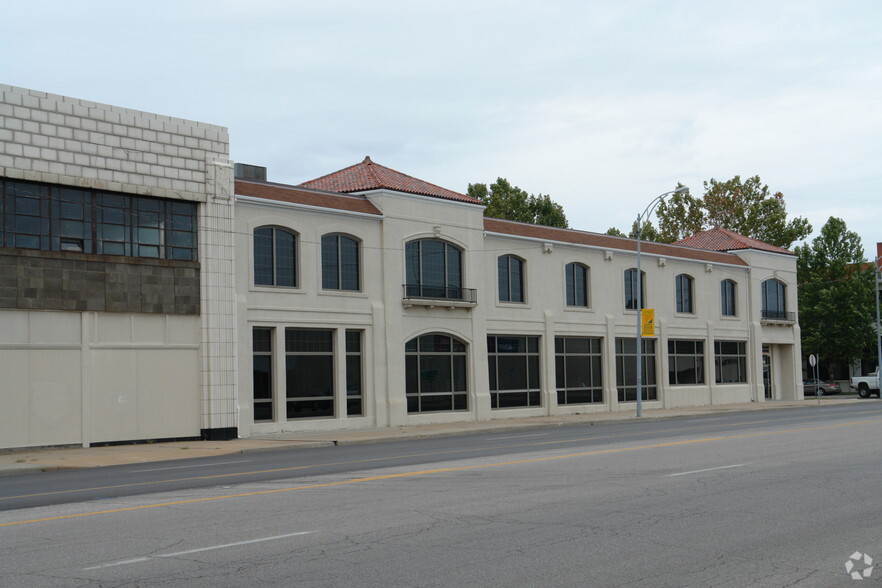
[851,369,880,398]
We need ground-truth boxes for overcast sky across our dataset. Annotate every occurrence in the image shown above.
[4,0,881,256]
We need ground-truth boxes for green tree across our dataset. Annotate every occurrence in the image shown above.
[610,175,812,248]
[468,178,568,228]
[795,217,876,376]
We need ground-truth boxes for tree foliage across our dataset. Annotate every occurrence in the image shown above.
[610,175,812,248]
[468,178,568,228]
[795,217,876,373]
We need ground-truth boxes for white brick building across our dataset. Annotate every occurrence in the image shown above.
[0,85,236,448]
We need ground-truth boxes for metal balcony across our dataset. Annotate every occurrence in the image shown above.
[402,284,477,308]
[761,309,796,324]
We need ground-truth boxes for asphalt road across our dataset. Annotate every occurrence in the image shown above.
[2,404,882,586]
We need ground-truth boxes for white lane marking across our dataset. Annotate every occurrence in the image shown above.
[129,460,250,473]
[487,433,551,440]
[83,531,316,570]
[667,464,748,477]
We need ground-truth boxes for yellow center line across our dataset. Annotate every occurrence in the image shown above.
[3,408,880,502]
[2,417,879,528]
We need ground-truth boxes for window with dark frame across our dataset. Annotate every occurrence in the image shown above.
[1,178,197,260]
[721,279,737,317]
[761,279,787,319]
[405,333,468,413]
[555,337,603,404]
[715,340,747,383]
[498,255,524,303]
[252,327,274,422]
[615,337,657,401]
[405,239,463,299]
[565,262,588,307]
[346,330,363,416]
[668,339,705,385]
[322,234,360,291]
[254,226,297,287]
[624,268,646,310]
[488,335,541,408]
[285,329,334,419]
[675,274,694,314]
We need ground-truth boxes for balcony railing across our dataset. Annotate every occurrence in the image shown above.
[761,309,796,323]
[402,284,477,307]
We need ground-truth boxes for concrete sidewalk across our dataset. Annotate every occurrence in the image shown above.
[0,397,864,476]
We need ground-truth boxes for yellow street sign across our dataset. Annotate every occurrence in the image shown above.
[641,308,655,337]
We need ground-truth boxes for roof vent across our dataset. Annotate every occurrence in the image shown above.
[234,163,267,181]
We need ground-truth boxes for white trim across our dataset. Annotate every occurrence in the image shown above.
[357,188,484,210]
[484,231,749,269]
[235,194,383,220]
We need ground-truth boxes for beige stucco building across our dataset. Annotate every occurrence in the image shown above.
[234,158,803,437]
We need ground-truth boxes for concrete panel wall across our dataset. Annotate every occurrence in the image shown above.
[0,309,201,449]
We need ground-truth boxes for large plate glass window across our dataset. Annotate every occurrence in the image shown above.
[405,334,468,412]
[555,337,603,404]
[285,329,334,418]
[668,339,705,385]
[488,335,541,408]
[615,337,657,401]
[715,341,747,383]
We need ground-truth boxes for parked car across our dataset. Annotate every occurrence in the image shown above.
[802,379,841,396]
[850,369,880,398]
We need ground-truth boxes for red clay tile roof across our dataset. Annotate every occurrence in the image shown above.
[235,180,382,216]
[484,218,748,266]
[674,227,793,255]
[298,156,482,204]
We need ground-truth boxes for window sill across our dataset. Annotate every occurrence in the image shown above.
[563,306,594,313]
[318,290,369,299]
[250,285,305,294]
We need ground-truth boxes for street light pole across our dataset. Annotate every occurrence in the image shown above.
[875,256,881,381]
[635,186,689,417]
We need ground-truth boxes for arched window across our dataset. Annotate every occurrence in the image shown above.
[624,268,646,310]
[721,279,737,317]
[254,226,297,287]
[762,279,787,319]
[405,333,468,413]
[675,274,694,313]
[498,255,525,302]
[322,234,360,291]
[405,239,462,300]
[565,262,589,307]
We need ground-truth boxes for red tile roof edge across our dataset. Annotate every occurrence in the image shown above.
[674,227,794,255]
[235,179,383,216]
[483,218,748,266]
[298,156,483,205]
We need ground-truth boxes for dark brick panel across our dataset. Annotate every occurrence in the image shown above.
[0,248,200,315]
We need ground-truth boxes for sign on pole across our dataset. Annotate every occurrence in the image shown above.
[641,308,655,337]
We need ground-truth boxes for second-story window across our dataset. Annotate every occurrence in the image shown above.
[675,274,694,313]
[498,255,524,303]
[322,234,360,291]
[405,239,462,299]
[624,268,646,310]
[565,262,589,307]
[254,226,297,287]
[762,279,787,319]
[721,279,737,317]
